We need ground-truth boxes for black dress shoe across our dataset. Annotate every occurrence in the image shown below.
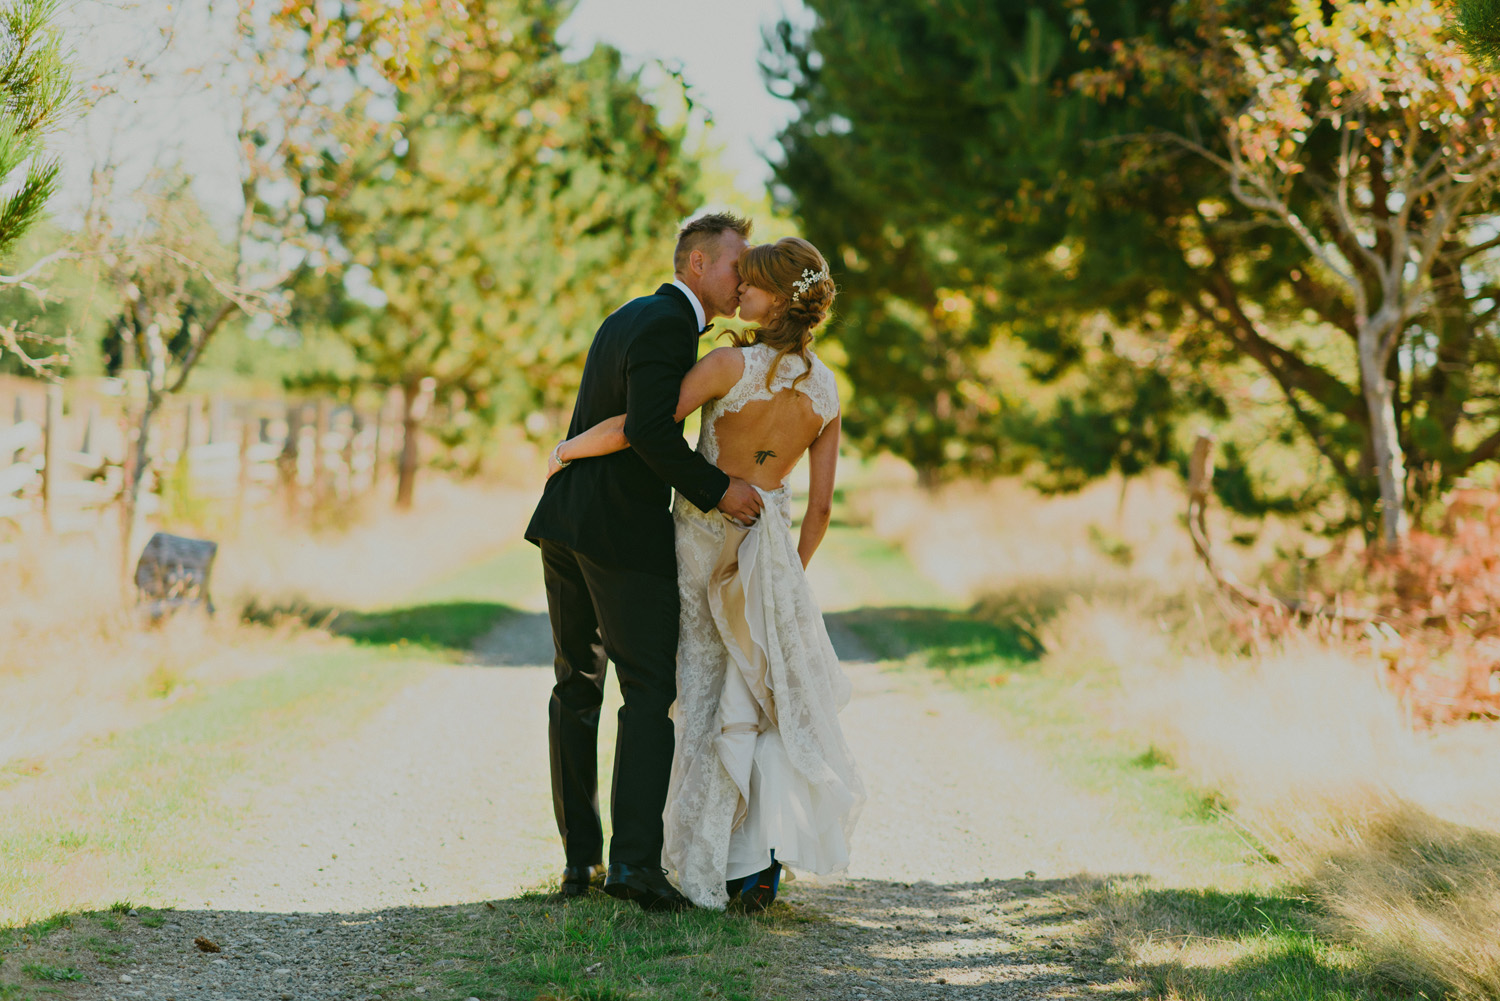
[603,863,693,912]
[559,864,605,898]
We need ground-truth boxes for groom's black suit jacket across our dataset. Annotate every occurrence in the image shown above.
[526,283,730,578]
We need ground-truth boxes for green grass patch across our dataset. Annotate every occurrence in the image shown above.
[1094,884,1424,1001]
[328,601,518,652]
[19,964,84,983]
[440,893,775,1001]
[831,605,1043,670]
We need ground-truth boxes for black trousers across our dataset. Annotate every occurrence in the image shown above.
[540,539,679,869]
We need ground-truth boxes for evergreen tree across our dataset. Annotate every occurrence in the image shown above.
[769,0,1500,542]
[0,0,75,374]
[1456,0,1500,64]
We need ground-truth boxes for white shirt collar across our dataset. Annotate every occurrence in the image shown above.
[670,278,708,332]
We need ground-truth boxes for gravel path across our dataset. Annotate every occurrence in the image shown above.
[11,543,1171,999]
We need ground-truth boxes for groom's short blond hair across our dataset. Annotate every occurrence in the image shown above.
[674,212,753,272]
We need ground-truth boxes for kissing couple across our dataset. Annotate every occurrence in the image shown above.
[525,212,865,912]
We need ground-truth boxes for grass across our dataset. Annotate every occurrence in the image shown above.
[245,598,524,654]
[1310,805,1500,999]
[0,907,168,998]
[839,475,1497,1000]
[18,963,84,982]
[1091,883,1424,1001]
[829,605,1043,669]
[433,892,787,1001]
[0,644,429,924]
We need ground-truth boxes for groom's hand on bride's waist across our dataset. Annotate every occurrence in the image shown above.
[717,477,763,523]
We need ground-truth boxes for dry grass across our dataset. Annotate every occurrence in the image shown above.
[217,476,538,613]
[0,476,539,770]
[857,470,1500,999]
[0,530,279,767]
[1312,806,1500,999]
[1057,597,1500,999]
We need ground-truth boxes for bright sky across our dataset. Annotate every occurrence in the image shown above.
[559,0,811,196]
[47,0,811,230]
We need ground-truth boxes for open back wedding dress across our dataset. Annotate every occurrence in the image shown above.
[663,342,865,909]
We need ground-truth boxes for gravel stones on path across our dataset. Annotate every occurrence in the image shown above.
[0,905,456,1001]
[771,876,1119,1000]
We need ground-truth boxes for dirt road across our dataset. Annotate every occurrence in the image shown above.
[74,535,1181,1000]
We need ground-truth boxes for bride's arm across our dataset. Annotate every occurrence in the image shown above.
[798,415,840,568]
[670,346,743,422]
[548,415,627,477]
[547,347,744,478]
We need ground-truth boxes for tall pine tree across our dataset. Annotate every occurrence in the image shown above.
[0,0,75,374]
[770,0,1500,542]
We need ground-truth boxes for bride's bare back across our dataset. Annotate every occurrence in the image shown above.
[711,391,825,489]
[690,343,841,493]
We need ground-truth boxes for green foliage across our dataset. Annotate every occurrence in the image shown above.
[768,1,1276,489]
[0,0,76,375]
[0,223,97,377]
[96,176,244,382]
[242,599,520,656]
[770,1,1500,536]
[0,0,70,262]
[1455,0,1500,64]
[289,0,702,444]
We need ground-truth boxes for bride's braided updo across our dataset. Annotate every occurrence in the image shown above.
[728,237,836,391]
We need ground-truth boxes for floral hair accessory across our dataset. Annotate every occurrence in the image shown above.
[791,267,829,301]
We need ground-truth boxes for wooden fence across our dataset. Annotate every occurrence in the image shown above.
[0,376,403,547]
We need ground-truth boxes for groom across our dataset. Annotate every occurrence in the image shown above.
[525,212,763,910]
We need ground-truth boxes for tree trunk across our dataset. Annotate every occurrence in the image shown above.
[1360,336,1408,546]
[120,389,161,588]
[396,381,421,510]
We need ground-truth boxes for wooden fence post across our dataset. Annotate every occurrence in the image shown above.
[81,402,100,456]
[370,393,386,490]
[313,397,330,506]
[11,394,24,465]
[209,397,227,445]
[278,400,302,514]
[237,406,254,528]
[181,398,196,459]
[343,409,360,497]
[42,384,61,530]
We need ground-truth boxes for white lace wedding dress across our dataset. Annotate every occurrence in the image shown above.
[663,342,865,909]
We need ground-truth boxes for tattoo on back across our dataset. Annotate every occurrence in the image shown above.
[754,449,777,465]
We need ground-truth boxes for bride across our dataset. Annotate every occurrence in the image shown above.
[548,236,864,911]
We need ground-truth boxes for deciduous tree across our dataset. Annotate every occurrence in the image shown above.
[295,0,701,507]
